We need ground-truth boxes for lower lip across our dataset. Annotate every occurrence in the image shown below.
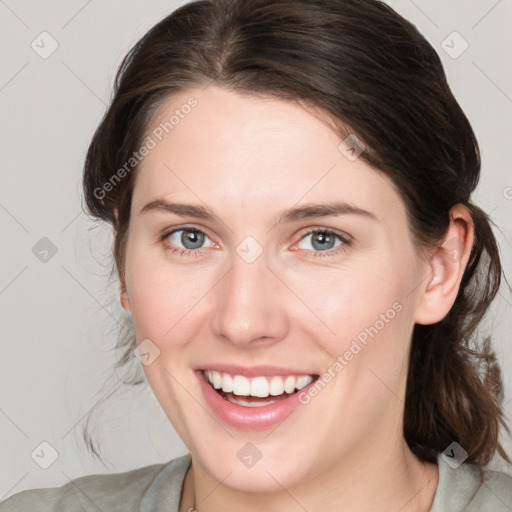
[196,371,312,430]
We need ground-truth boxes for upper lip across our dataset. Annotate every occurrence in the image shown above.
[196,364,318,377]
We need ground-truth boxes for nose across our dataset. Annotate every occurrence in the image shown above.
[210,249,290,348]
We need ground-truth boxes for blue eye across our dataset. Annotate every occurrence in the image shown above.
[161,227,350,258]
[161,228,216,256]
[168,228,209,250]
[297,229,350,257]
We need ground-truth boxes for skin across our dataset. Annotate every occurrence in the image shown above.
[118,85,474,511]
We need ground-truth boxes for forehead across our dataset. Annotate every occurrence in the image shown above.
[132,86,402,221]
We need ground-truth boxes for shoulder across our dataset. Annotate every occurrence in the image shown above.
[0,454,191,512]
[466,465,512,511]
[430,453,512,512]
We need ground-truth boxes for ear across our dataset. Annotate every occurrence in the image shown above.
[414,204,475,325]
[120,279,131,313]
[113,207,132,313]
[113,207,119,231]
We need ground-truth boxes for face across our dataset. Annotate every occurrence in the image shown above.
[120,85,429,491]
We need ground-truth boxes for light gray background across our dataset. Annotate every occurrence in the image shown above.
[1,0,511,500]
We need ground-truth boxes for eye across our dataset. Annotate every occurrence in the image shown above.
[161,227,216,255]
[160,226,350,258]
[296,228,350,256]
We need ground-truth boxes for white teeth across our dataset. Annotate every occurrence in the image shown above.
[232,375,251,396]
[212,371,222,389]
[269,376,285,396]
[295,375,314,390]
[204,370,315,398]
[221,373,233,393]
[226,396,279,407]
[284,375,297,393]
[250,377,270,397]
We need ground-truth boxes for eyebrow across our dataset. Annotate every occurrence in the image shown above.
[140,199,378,224]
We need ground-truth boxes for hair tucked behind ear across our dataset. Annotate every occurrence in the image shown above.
[81,0,510,468]
[405,202,510,469]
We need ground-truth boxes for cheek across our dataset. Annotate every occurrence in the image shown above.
[124,246,208,341]
[291,250,417,365]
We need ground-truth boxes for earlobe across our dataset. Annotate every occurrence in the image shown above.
[113,207,119,231]
[113,208,128,311]
[414,204,475,325]
[120,283,131,313]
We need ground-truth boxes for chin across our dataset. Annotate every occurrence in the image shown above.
[192,438,311,493]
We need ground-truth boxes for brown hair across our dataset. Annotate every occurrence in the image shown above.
[82,0,510,469]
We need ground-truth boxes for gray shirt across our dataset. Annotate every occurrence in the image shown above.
[1,452,512,511]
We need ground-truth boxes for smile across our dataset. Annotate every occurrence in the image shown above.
[197,368,319,429]
[203,370,314,403]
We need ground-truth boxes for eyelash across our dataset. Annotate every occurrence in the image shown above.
[296,228,350,258]
[159,226,351,259]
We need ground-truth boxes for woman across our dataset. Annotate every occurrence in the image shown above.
[2,0,512,510]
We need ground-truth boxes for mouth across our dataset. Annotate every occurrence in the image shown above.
[197,367,320,429]
[202,369,318,408]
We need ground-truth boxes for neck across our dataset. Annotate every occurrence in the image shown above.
[180,441,439,512]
